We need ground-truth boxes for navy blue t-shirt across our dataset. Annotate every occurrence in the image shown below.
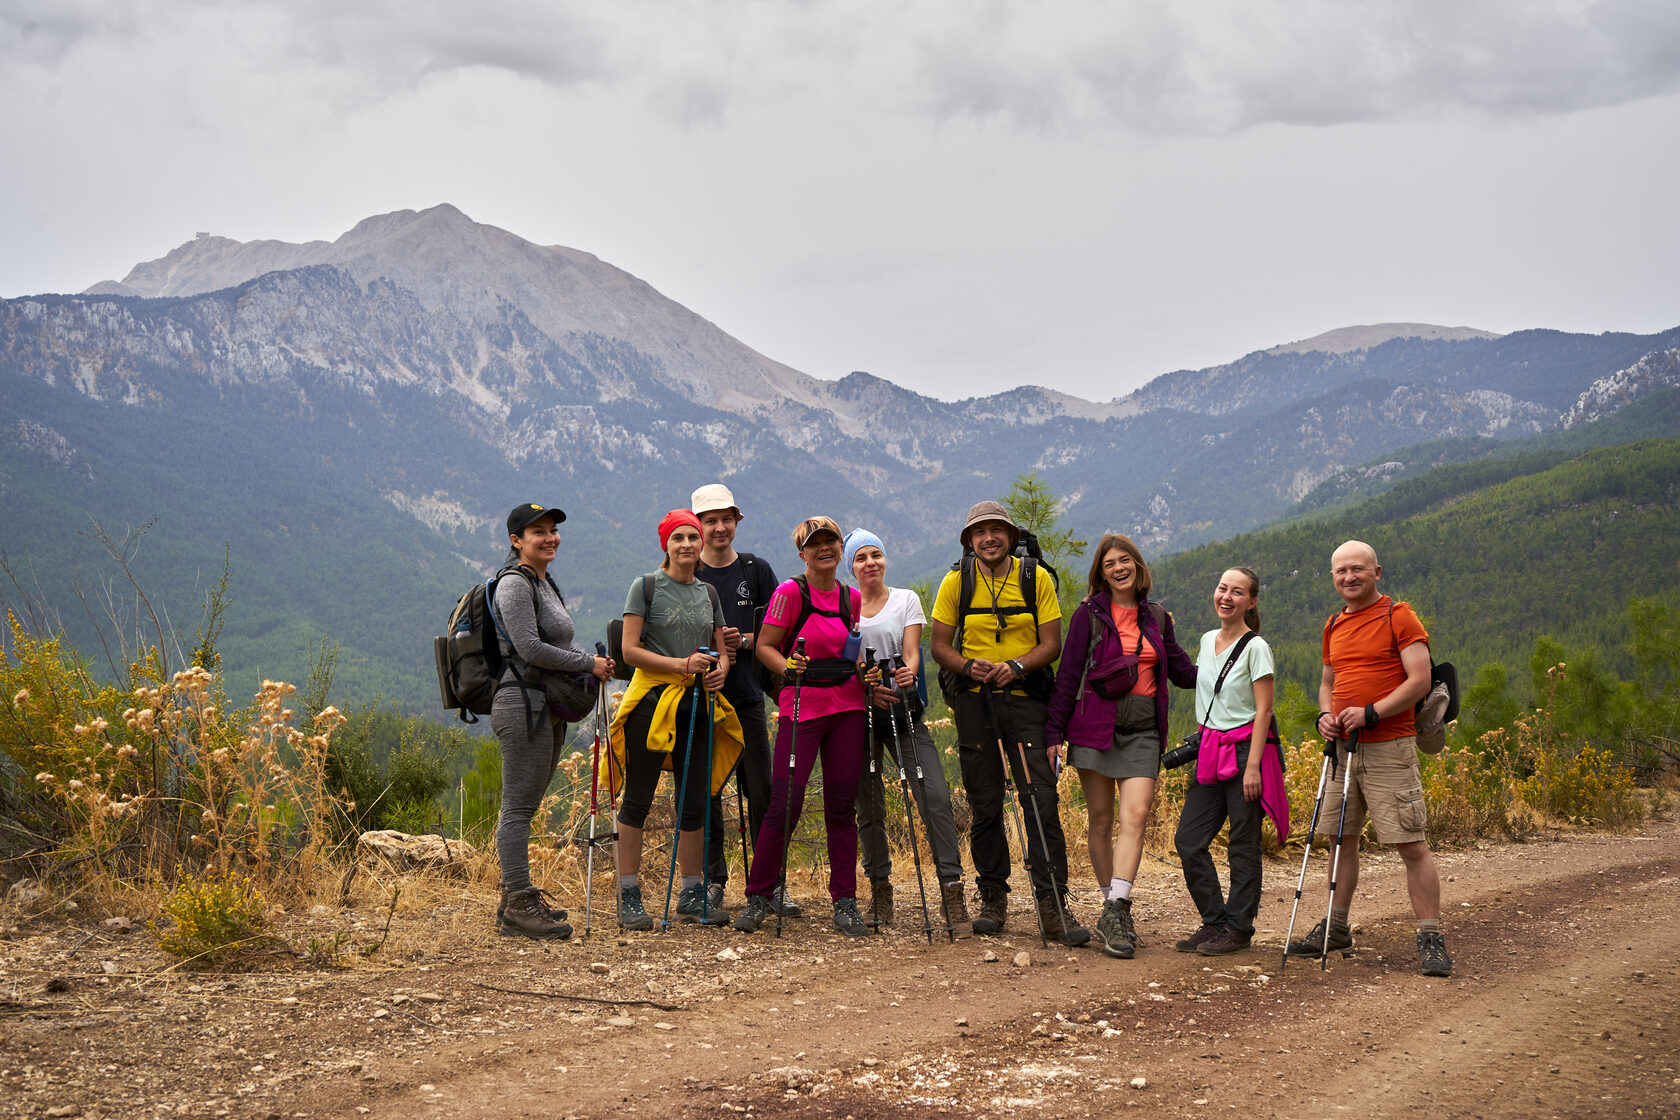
[696,552,779,704]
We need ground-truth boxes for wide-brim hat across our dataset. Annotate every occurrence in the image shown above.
[960,500,1018,548]
[691,483,741,518]
[507,503,566,536]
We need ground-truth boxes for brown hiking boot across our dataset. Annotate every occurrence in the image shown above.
[1174,924,1222,953]
[1036,892,1092,948]
[499,887,572,940]
[972,884,1009,935]
[869,879,895,928]
[940,881,974,939]
[1196,926,1253,956]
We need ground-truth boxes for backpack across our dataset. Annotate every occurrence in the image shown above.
[938,529,1059,703]
[756,576,861,690]
[1322,599,1459,754]
[434,564,552,724]
[606,573,722,682]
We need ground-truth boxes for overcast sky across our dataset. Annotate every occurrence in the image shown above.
[3,1,1678,401]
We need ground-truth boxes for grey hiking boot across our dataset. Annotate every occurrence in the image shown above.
[677,882,730,926]
[1174,924,1222,953]
[1197,926,1253,956]
[1286,918,1353,957]
[972,885,1009,935]
[1036,892,1091,948]
[1096,898,1134,959]
[732,895,772,933]
[499,887,573,941]
[833,897,873,938]
[1114,898,1141,946]
[771,884,803,918]
[1418,930,1453,976]
[940,881,974,939]
[868,879,895,928]
[706,882,726,912]
[617,884,654,932]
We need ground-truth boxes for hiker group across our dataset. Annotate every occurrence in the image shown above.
[443,489,1454,978]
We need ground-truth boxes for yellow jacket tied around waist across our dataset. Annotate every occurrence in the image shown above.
[608,668,744,802]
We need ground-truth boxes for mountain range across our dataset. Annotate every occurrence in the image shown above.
[3,204,1678,711]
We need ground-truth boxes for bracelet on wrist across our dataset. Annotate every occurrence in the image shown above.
[1007,659,1026,679]
[962,658,975,678]
[1364,703,1379,729]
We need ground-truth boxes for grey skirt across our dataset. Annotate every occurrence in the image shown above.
[1069,693,1160,781]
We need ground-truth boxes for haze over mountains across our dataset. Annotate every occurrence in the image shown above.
[4,204,1678,710]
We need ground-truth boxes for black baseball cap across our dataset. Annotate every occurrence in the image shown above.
[507,503,567,536]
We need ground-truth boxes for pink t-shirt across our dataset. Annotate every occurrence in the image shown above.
[763,579,866,721]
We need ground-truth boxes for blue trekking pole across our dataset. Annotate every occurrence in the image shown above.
[660,655,709,932]
[775,637,807,939]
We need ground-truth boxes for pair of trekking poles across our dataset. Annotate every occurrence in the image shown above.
[576,644,725,936]
[980,682,1075,951]
[1281,731,1361,971]
[860,649,941,943]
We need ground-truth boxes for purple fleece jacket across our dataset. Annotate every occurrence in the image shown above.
[1044,590,1198,753]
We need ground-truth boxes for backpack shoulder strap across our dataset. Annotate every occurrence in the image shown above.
[1021,556,1039,636]
[642,572,657,611]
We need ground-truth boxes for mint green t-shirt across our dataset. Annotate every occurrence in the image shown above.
[1193,631,1275,731]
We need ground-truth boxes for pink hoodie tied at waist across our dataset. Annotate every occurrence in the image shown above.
[1194,723,1291,845]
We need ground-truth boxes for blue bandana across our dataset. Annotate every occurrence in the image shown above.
[842,528,886,577]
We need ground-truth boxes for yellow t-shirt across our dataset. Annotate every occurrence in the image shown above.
[931,557,1061,664]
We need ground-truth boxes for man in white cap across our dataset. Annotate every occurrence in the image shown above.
[691,483,789,914]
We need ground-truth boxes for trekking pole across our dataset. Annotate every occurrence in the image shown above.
[1280,742,1335,971]
[989,683,1071,947]
[862,649,883,931]
[882,656,934,944]
[890,661,954,943]
[1321,731,1360,969]
[582,642,606,938]
[775,637,807,939]
[982,684,1050,949]
[660,661,708,932]
[700,650,718,923]
[734,759,752,884]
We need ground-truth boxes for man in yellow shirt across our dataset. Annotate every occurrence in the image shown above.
[930,501,1090,947]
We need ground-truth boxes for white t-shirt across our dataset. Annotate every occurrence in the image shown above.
[1193,630,1275,730]
[857,587,926,667]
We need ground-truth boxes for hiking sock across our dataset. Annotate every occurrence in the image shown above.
[1106,878,1134,902]
[620,874,638,889]
[1330,905,1350,935]
[682,875,702,890]
[1417,917,1441,934]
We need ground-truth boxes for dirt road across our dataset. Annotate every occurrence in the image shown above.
[3,819,1676,1119]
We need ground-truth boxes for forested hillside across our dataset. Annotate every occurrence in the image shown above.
[1147,439,1680,702]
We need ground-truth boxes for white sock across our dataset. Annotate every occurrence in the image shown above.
[1106,878,1133,902]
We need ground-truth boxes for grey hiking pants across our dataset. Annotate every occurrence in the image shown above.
[857,710,964,886]
[491,686,565,894]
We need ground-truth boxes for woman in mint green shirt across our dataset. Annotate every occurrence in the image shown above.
[1172,566,1275,957]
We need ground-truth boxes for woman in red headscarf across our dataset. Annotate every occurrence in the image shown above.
[610,510,734,931]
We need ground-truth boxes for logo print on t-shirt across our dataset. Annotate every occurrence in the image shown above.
[737,580,751,605]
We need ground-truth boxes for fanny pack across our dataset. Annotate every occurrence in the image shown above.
[791,658,858,688]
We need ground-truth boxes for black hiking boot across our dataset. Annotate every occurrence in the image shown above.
[732,895,772,933]
[499,887,573,940]
[677,882,730,926]
[972,885,1009,935]
[1174,924,1221,953]
[1036,892,1091,948]
[1286,918,1353,957]
[1418,930,1453,977]
[1197,926,1253,956]
[1096,898,1135,959]
[617,884,654,932]
[833,897,872,938]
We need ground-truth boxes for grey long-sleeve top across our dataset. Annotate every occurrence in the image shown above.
[494,570,591,677]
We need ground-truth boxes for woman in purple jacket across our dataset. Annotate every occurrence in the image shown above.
[1045,533,1196,959]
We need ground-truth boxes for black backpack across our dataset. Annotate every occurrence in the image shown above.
[606,573,722,682]
[938,529,1059,703]
[434,564,555,724]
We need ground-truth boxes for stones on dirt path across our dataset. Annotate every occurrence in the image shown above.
[1012,951,1031,968]
[1130,1076,1149,1089]
[101,915,134,932]
[955,1018,969,1027]
[716,947,742,962]
[589,962,611,974]
[415,992,444,1003]
[606,1016,636,1028]
[982,950,998,962]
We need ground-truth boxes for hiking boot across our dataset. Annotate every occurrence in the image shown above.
[1197,926,1253,956]
[732,895,772,933]
[497,887,568,923]
[706,882,726,912]
[1174,924,1222,953]
[677,882,730,926]
[499,887,573,940]
[972,885,1009,935]
[1418,930,1453,977]
[940,881,974,939]
[771,884,803,918]
[1114,898,1141,946]
[1095,898,1134,959]
[833,897,873,938]
[1286,918,1353,957]
[1036,892,1091,948]
[869,879,895,928]
[617,884,654,932]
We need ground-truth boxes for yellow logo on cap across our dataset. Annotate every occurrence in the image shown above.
[529,504,542,510]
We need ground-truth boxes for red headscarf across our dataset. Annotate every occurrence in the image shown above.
[658,509,703,553]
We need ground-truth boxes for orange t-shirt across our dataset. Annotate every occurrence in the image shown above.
[1111,604,1158,698]
[1322,595,1428,740]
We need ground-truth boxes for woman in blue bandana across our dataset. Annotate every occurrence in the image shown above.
[847,528,974,938]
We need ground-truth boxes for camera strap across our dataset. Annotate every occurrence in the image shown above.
[1199,631,1257,727]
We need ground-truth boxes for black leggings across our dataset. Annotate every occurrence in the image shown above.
[617,687,711,831]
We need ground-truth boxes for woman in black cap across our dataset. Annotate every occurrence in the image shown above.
[491,503,613,940]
